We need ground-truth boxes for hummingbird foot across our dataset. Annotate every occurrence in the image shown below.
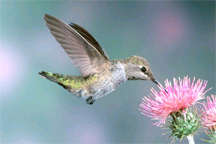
[86,96,95,105]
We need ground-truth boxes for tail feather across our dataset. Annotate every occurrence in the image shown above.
[38,71,69,89]
[38,71,88,93]
[39,71,59,83]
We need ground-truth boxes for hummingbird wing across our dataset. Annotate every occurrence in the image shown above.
[68,23,109,60]
[44,14,108,77]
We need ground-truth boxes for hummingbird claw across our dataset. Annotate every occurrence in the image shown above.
[88,100,95,105]
[86,96,95,105]
[86,96,93,101]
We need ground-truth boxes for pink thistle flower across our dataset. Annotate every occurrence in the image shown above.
[139,76,211,126]
[201,95,216,129]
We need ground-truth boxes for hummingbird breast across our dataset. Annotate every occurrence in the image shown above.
[95,61,127,100]
[79,61,127,100]
[110,62,127,89]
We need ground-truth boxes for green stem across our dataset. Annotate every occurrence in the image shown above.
[187,135,195,144]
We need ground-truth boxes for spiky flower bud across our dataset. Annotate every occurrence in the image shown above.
[166,108,201,143]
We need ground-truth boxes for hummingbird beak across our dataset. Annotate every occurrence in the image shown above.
[152,79,160,85]
[152,79,168,93]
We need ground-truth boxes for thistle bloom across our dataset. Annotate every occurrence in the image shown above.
[201,95,216,143]
[202,95,216,129]
[139,76,211,126]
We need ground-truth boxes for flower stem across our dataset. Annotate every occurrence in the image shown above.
[187,135,195,144]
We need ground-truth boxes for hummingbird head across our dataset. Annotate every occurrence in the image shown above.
[124,55,159,85]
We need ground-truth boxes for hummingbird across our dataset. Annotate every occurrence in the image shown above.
[39,14,161,105]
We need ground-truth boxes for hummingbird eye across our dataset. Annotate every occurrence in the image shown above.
[141,66,147,72]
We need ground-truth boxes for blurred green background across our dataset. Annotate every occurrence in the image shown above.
[0,1,215,143]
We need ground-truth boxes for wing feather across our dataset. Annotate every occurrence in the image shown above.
[69,23,109,60]
[44,14,107,77]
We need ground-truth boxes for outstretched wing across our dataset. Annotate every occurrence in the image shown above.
[69,23,109,60]
[44,14,108,77]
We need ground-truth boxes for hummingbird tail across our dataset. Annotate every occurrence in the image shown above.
[38,71,69,89]
[38,71,87,97]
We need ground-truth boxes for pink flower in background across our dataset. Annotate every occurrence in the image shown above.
[139,76,211,126]
[202,95,216,129]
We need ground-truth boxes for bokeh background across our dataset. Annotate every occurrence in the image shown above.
[0,1,215,144]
